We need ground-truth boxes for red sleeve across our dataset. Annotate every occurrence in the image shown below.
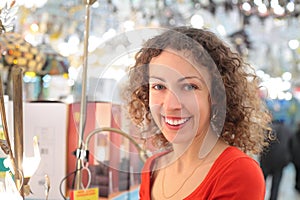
[139,165,151,200]
[139,152,167,200]
[212,157,265,200]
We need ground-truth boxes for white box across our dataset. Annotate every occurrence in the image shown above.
[23,102,68,200]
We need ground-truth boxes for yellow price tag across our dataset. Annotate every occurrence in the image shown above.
[70,188,99,200]
[0,130,5,140]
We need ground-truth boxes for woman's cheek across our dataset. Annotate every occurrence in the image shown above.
[149,91,163,106]
[149,102,161,116]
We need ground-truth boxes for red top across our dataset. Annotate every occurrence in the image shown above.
[139,146,265,200]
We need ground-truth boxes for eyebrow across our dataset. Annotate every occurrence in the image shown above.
[149,76,204,83]
[179,76,204,83]
[149,76,165,82]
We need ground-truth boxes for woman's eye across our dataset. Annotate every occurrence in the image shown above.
[183,84,198,91]
[152,84,165,90]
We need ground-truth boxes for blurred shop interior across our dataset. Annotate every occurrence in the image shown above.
[1,0,300,199]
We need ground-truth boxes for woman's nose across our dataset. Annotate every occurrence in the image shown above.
[163,89,182,110]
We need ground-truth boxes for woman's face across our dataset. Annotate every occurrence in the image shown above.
[149,50,212,144]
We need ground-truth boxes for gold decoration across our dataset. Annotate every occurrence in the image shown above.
[0,32,46,73]
[0,0,18,34]
[0,139,9,154]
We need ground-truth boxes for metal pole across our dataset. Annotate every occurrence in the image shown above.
[0,75,18,189]
[75,0,97,190]
[12,67,24,198]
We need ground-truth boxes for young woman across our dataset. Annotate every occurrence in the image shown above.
[124,26,272,200]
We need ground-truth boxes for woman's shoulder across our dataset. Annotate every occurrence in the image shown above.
[139,151,171,200]
[211,146,265,186]
[188,146,265,199]
[215,146,261,170]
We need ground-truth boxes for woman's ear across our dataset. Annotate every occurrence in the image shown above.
[208,94,214,105]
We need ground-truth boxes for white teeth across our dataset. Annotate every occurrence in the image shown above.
[165,118,189,125]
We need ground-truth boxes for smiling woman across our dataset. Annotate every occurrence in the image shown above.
[123,26,272,200]
[148,50,212,146]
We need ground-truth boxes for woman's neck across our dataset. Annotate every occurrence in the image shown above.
[170,127,220,166]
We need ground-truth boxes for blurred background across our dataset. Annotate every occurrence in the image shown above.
[1,0,300,127]
[1,0,300,199]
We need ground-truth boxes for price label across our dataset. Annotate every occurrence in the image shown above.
[70,188,99,200]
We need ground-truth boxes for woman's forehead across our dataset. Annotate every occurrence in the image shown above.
[149,49,211,82]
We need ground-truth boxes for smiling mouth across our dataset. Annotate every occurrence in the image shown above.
[164,117,190,126]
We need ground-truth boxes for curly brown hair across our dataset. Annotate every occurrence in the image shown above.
[123,26,272,155]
